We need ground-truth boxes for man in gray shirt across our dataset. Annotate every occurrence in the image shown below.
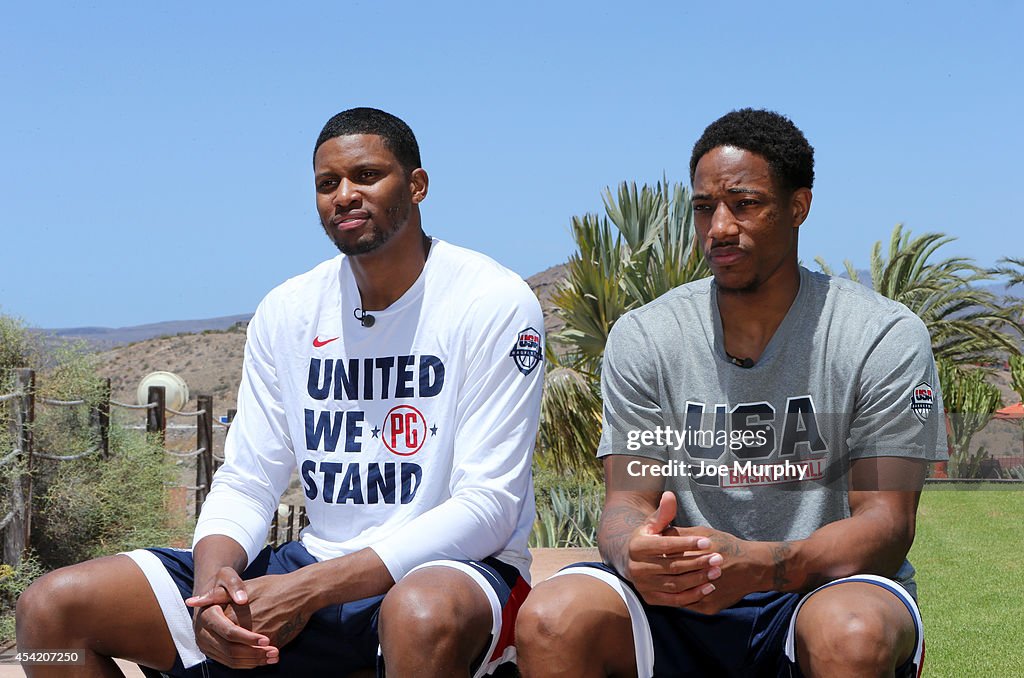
[516,109,946,677]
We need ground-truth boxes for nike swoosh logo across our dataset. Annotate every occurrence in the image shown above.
[313,336,339,348]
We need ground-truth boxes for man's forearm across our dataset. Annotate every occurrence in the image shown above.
[290,547,396,613]
[758,501,917,593]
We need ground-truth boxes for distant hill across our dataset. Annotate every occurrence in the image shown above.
[38,314,254,351]
[526,263,568,338]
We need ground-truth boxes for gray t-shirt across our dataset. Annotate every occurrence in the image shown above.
[598,267,947,596]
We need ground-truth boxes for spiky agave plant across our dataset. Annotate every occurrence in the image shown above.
[538,178,709,481]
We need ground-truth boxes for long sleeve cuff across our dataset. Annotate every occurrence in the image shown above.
[193,493,270,567]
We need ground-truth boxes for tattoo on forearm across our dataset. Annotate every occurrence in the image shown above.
[277,612,307,646]
[713,535,744,558]
[770,542,793,591]
[599,505,647,572]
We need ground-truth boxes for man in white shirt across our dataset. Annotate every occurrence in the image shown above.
[18,107,545,678]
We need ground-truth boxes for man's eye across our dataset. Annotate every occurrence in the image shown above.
[737,199,758,208]
[317,180,337,192]
[693,204,711,212]
[359,170,380,181]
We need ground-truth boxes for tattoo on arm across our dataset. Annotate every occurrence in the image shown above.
[713,534,744,559]
[770,542,793,591]
[599,505,647,574]
[277,612,307,647]
[768,542,830,592]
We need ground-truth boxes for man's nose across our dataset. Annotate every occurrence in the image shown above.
[334,178,361,208]
[708,202,738,239]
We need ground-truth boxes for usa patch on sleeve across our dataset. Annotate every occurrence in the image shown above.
[910,381,934,421]
[509,327,542,376]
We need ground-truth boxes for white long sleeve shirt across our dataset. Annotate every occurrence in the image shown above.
[194,239,544,582]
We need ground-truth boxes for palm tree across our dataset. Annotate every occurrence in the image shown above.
[538,179,709,479]
[815,224,1023,366]
[995,257,1024,290]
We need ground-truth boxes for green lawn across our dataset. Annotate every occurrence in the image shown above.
[909,487,1024,676]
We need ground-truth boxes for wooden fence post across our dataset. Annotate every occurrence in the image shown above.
[95,377,111,459]
[196,395,214,519]
[146,385,166,442]
[3,369,35,567]
[286,505,295,542]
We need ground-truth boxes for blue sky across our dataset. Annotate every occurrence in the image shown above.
[2,1,1021,328]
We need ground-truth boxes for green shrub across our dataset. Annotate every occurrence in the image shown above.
[0,551,44,643]
[33,424,191,568]
[0,313,37,378]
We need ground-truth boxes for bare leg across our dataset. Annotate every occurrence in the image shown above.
[516,574,638,678]
[378,566,493,678]
[795,582,916,678]
[16,555,177,678]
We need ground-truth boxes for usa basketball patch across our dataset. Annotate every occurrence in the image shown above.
[509,327,542,375]
[910,381,934,421]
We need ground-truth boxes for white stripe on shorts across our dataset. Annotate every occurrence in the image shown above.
[550,566,656,678]
[783,573,925,672]
[122,549,207,668]
[405,560,508,678]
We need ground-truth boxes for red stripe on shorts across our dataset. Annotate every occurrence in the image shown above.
[490,576,532,662]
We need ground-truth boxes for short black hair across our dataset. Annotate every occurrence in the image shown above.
[314,107,422,173]
[689,108,814,192]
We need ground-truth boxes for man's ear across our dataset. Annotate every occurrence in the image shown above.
[410,168,429,204]
[791,187,812,229]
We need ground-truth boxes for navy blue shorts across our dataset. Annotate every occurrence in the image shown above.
[123,542,528,677]
[554,563,924,678]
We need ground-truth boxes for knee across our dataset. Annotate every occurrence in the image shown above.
[517,581,578,649]
[517,578,604,654]
[801,609,895,672]
[16,568,84,641]
[379,575,467,646]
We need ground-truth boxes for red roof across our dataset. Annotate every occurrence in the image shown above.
[994,402,1024,420]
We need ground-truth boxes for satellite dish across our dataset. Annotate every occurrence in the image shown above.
[137,371,190,412]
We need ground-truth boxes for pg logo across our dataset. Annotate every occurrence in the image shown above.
[383,405,427,456]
